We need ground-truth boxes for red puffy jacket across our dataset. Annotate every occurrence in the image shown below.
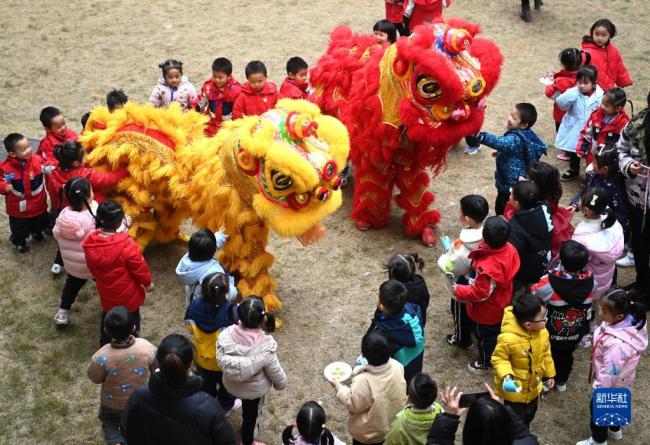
[83,231,152,312]
[0,154,49,218]
[545,69,577,123]
[454,242,520,325]
[47,165,128,211]
[232,82,281,119]
[405,0,449,28]
[37,128,78,164]
[577,108,630,157]
[581,41,632,90]
[280,77,310,99]
[192,77,242,136]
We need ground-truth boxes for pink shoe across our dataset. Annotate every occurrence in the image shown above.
[556,151,570,161]
[225,399,242,415]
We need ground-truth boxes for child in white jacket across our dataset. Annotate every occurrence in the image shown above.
[149,59,197,111]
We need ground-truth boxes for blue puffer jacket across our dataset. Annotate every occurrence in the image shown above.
[478,129,548,192]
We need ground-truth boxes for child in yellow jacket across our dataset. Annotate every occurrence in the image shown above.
[492,295,556,427]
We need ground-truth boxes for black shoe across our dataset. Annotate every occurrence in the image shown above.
[32,232,44,241]
[446,334,473,350]
[521,2,532,21]
[534,0,543,10]
[561,170,579,182]
[14,244,29,253]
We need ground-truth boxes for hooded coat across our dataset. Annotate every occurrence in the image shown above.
[185,300,236,372]
[545,69,578,123]
[385,403,444,445]
[149,76,198,111]
[0,154,48,218]
[508,203,553,286]
[581,40,632,90]
[192,77,242,136]
[37,128,78,164]
[46,164,127,211]
[454,242,520,325]
[402,274,431,326]
[555,85,604,153]
[617,109,650,211]
[232,81,281,119]
[492,307,556,404]
[53,206,97,279]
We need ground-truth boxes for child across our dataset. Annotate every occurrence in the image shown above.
[53,178,98,325]
[454,216,520,373]
[232,61,281,119]
[88,306,157,445]
[530,240,595,392]
[83,200,154,345]
[581,19,632,91]
[373,19,397,44]
[1,133,51,253]
[492,295,555,427]
[438,194,488,349]
[332,331,406,445]
[385,1,407,36]
[507,181,553,292]
[367,279,424,384]
[385,373,443,445]
[37,106,78,163]
[106,89,128,112]
[385,253,430,326]
[217,297,287,445]
[556,66,604,181]
[465,103,547,215]
[193,57,242,136]
[281,401,345,445]
[576,289,647,445]
[403,0,450,33]
[280,57,312,99]
[545,48,587,139]
[185,272,239,413]
[175,228,237,307]
[149,59,197,111]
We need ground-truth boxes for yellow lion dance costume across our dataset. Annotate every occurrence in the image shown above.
[80,99,349,311]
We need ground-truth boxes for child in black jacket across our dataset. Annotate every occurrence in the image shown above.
[385,253,430,326]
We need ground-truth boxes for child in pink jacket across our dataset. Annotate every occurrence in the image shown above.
[576,289,647,445]
[53,177,97,325]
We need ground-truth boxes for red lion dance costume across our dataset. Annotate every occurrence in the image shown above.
[311,18,503,245]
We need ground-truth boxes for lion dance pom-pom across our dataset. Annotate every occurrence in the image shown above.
[311,18,504,245]
[81,100,350,311]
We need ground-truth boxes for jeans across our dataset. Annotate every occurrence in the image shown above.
[9,213,49,247]
[495,188,510,216]
[195,366,236,412]
[551,344,576,384]
[241,397,264,445]
[59,274,87,310]
[473,322,501,367]
[505,398,538,427]
[590,393,621,442]
[98,405,125,445]
[100,309,140,346]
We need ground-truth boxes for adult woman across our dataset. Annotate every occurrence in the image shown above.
[122,334,236,445]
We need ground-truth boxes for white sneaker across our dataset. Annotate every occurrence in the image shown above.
[54,309,69,325]
[556,382,567,392]
[608,429,623,440]
[51,263,64,275]
[464,144,481,155]
[225,398,242,415]
[580,334,593,348]
[616,252,635,268]
[576,437,607,445]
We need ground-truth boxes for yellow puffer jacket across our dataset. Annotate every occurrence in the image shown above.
[492,306,556,403]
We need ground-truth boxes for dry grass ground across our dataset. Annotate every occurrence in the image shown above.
[1,0,649,443]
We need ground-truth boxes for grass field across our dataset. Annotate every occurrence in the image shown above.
[1,0,649,443]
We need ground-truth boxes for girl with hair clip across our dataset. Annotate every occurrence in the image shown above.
[576,289,647,445]
[52,177,97,325]
[282,401,344,445]
[122,334,237,444]
[149,59,198,111]
[385,253,430,326]
[581,18,633,91]
[217,297,287,445]
[185,272,241,413]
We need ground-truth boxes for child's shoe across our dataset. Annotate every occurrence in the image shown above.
[51,263,64,275]
[54,309,69,325]
[445,334,472,349]
[607,429,623,441]
[616,251,635,268]
[561,170,579,182]
[556,151,570,161]
[32,232,44,241]
[467,361,492,374]
[556,381,567,392]
[576,438,607,445]
[464,144,481,155]
[15,244,30,253]
[580,334,593,348]
[225,398,242,415]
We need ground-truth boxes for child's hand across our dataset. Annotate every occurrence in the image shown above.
[502,375,521,393]
[630,162,647,176]
[145,283,154,292]
[484,383,501,402]
[566,204,577,213]
[439,386,468,416]
[545,378,555,389]
[329,379,342,390]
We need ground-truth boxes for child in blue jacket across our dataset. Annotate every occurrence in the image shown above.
[466,103,547,215]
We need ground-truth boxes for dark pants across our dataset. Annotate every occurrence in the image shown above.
[100,309,140,346]
[473,322,501,367]
[98,405,125,445]
[590,394,621,442]
[450,298,472,345]
[394,22,408,36]
[551,344,576,384]
[54,249,63,266]
[59,274,87,310]
[555,121,561,132]
[241,397,263,445]
[495,188,510,216]
[353,441,383,445]
[629,206,650,294]
[505,398,539,427]
[9,213,49,247]
[195,366,236,412]
[568,152,581,175]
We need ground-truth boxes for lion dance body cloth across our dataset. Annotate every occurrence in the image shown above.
[80,100,350,311]
[310,19,503,244]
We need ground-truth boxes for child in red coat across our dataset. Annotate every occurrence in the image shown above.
[385,1,407,36]
[280,57,311,100]
[232,61,281,119]
[403,0,450,33]
[193,57,242,136]
[83,200,154,345]
[1,133,52,252]
[581,19,632,90]
[453,216,520,373]
[37,106,78,164]
[545,48,588,134]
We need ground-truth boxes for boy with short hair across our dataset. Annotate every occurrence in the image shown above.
[492,295,556,427]
[454,216,520,373]
[508,181,553,294]
[465,103,547,215]
[232,60,281,119]
[88,306,157,445]
[106,89,128,112]
[332,331,407,445]
[531,240,594,392]
[193,57,242,136]
[1,133,51,252]
[37,106,78,162]
[367,279,424,384]
[280,56,311,99]
[438,194,489,349]
[385,372,443,445]
[175,228,237,307]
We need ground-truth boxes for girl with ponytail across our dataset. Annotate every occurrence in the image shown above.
[122,334,237,444]
[576,289,647,445]
[282,401,344,445]
[385,253,430,326]
[52,177,97,325]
